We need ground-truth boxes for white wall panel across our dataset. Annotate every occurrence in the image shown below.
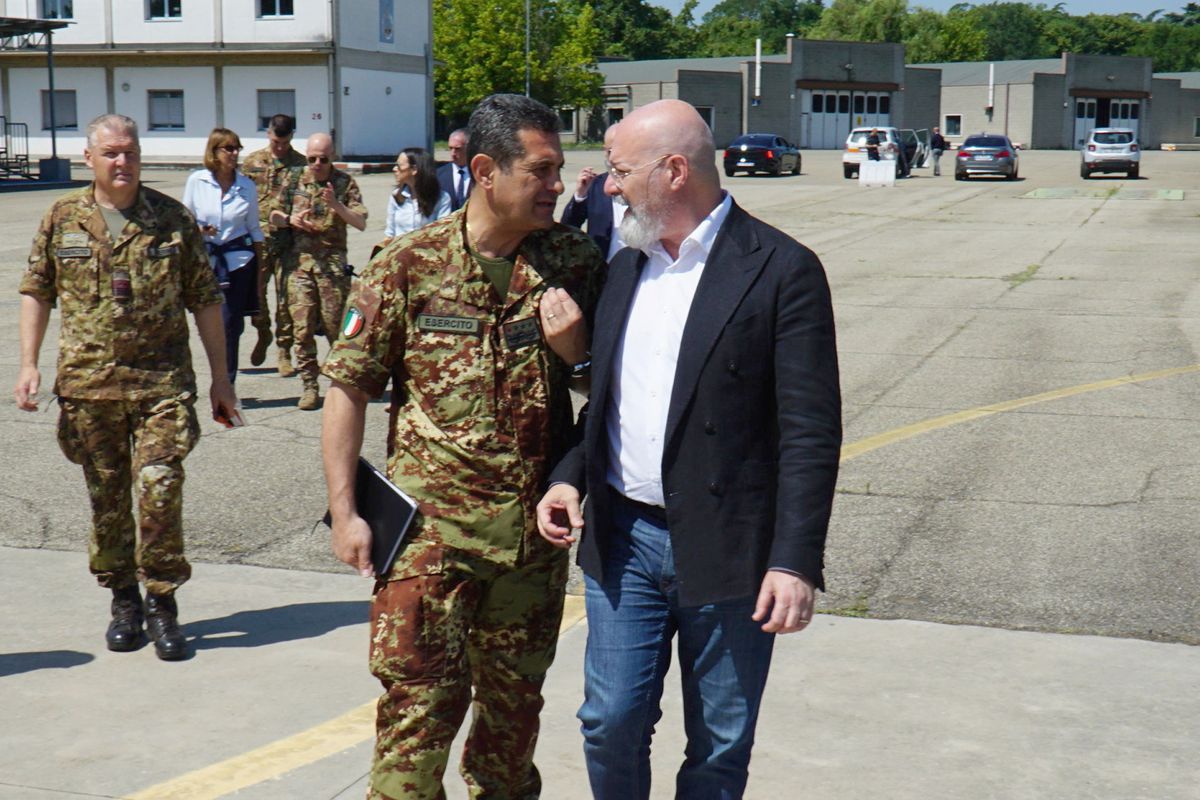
[222,0,330,44]
[338,66,424,156]
[111,0,216,45]
[222,65,329,152]
[112,66,215,156]
[8,67,107,157]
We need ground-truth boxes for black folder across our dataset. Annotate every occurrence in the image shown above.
[322,456,419,577]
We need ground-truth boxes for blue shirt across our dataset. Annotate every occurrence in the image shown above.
[182,169,265,272]
[384,187,452,239]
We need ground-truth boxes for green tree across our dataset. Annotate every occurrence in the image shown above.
[694,0,825,57]
[590,0,692,59]
[963,2,1053,60]
[903,7,986,62]
[809,0,908,43]
[433,0,602,121]
[1131,20,1200,69]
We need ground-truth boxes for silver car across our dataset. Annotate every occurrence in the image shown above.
[1081,128,1140,179]
[954,133,1019,181]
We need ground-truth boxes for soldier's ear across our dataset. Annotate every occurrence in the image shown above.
[471,154,493,189]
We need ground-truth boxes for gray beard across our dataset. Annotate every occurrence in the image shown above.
[618,191,672,252]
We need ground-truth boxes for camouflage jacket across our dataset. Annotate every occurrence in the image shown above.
[241,145,307,237]
[323,208,606,566]
[20,184,222,401]
[276,166,366,270]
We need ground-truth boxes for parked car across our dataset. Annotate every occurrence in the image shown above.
[723,134,801,177]
[954,133,1019,180]
[842,127,926,179]
[1081,128,1140,179]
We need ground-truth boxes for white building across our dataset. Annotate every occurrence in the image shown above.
[0,0,433,159]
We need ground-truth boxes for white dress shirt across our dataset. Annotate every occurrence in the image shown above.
[605,192,733,506]
[385,187,452,238]
[182,169,265,272]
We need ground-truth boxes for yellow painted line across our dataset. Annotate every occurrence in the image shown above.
[126,364,1200,799]
[123,594,588,800]
[840,364,1200,462]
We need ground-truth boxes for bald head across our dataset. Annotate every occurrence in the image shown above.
[620,100,719,188]
[603,123,619,152]
[305,132,334,179]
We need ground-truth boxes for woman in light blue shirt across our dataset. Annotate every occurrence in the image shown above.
[383,147,451,244]
[183,128,266,385]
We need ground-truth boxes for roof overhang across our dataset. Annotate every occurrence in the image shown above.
[1069,88,1150,99]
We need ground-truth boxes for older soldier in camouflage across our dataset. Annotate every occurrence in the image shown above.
[241,113,307,376]
[270,132,367,409]
[14,113,237,662]
[321,94,605,799]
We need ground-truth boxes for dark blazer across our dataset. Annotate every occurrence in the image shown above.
[437,162,471,212]
[560,177,615,258]
[550,201,842,607]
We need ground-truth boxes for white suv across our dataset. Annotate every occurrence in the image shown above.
[1081,128,1140,179]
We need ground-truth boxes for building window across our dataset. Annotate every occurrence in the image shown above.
[556,108,575,134]
[866,95,877,114]
[259,0,294,17]
[695,106,714,130]
[148,90,185,130]
[853,95,864,114]
[837,94,849,114]
[41,89,77,130]
[1130,103,1139,120]
[607,107,624,126]
[944,114,962,136]
[257,90,296,131]
[41,0,73,19]
[1194,117,1200,137]
[879,95,890,114]
[811,94,823,113]
[147,0,182,20]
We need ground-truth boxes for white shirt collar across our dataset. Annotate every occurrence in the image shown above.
[643,191,732,266]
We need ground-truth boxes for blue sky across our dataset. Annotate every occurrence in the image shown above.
[661,0,1176,20]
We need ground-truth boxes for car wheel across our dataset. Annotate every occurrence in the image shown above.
[1007,167,1018,181]
[843,164,855,179]
[955,171,965,181]
[772,161,783,177]
[724,167,735,177]
[791,157,801,176]
[1129,166,1139,179]
[1080,163,1089,179]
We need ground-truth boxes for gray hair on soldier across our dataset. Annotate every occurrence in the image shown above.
[466,94,559,172]
[86,114,139,148]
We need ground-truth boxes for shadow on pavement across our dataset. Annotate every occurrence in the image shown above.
[0,649,95,677]
[238,396,302,410]
[186,600,369,651]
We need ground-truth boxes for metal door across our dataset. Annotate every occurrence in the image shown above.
[1073,99,1097,147]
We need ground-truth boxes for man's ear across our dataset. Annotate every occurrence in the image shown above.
[667,154,689,190]
[83,147,94,170]
[471,154,495,189]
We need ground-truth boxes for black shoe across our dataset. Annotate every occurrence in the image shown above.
[145,592,188,661]
[105,585,145,652]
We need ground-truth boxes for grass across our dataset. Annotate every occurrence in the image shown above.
[1003,263,1040,287]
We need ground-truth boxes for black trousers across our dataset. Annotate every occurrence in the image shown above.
[220,259,260,383]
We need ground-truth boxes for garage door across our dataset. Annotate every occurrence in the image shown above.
[802,90,892,149]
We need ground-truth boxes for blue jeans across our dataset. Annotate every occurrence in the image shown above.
[579,496,775,800]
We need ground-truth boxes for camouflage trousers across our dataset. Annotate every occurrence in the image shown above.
[288,260,350,385]
[250,243,296,351]
[56,395,200,595]
[367,541,568,800]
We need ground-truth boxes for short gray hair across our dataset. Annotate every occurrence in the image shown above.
[466,94,558,172]
[86,114,139,148]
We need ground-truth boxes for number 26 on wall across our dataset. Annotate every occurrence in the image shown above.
[311,112,322,120]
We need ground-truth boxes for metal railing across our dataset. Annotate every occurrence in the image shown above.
[0,116,34,180]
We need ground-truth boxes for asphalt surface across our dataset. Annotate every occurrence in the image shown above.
[1,147,1198,799]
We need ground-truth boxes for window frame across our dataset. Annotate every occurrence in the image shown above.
[41,0,73,19]
[1193,117,1200,138]
[257,89,297,132]
[557,108,575,135]
[258,0,295,18]
[40,89,78,130]
[146,0,182,21]
[944,114,962,137]
[147,90,185,131]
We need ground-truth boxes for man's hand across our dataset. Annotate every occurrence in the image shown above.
[539,287,587,366]
[14,365,41,411]
[573,167,598,200]
[536,483,583,549]
[319,181,337,207]
[209,377,239,425]
[752,570,816,634]
[331,513,374,577]
[290,208,317,233]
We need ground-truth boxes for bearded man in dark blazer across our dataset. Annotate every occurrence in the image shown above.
[537,99,842,800]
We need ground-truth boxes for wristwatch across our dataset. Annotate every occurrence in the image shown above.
[570,358,591,380]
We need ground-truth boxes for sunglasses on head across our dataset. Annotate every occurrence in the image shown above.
[307,156,331,164]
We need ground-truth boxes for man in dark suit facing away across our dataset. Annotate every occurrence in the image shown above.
[536,99,842,800]
[560,123,623,260]
[437,128,472,211]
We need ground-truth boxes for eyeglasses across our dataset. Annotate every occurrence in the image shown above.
[218,145,243,153]
[307,156,331,164]
[607,154,671,188]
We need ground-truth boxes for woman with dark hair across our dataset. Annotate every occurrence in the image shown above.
[383,147,452,243]
[183,128,265,386]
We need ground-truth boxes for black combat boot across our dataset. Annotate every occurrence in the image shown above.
[105,584,145,652]
[145,592,188,661]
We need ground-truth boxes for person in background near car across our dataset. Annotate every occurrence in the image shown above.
[930,126,947,177]
[382,147,451,246]
[866,128,881,161]
[183,128,267,385]
[561,123,626,261]
[437,128,472,212]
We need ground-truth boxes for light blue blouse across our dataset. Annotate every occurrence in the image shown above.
[385,187,452,239]
[182,169,265,272]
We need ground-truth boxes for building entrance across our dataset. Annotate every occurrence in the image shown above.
[1074,98,1140,146]
[802,89,892,149]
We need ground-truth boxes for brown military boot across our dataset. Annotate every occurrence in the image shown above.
[298,381,320,410]
[145,592,188,661]
[105,585,144,652]
[250,328,272,366]
[277,347,296,377]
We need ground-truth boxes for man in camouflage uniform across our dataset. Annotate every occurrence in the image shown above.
[321,94,605,799]
[269,131,367,409]
[14,113,237,662]
[241,112,307,376]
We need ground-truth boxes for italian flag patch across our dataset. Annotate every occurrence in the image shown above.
[341,307,365,339]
